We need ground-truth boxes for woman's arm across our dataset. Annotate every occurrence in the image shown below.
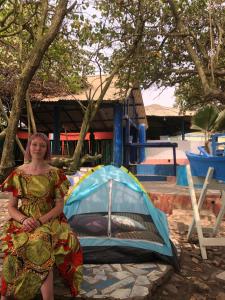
[39,199,64,225]
[8,196,39,231]
[8,196,26,223]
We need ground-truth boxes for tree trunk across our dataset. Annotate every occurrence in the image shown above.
[68,103,92,172]
[26,92,37,134]
[0,0,70,182]
[0,97,25,165]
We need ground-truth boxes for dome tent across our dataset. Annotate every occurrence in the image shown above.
[64,165,179,269]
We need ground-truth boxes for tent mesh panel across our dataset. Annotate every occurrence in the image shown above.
[70,212,164,245]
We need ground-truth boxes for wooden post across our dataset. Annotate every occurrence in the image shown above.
[53,105,61,155]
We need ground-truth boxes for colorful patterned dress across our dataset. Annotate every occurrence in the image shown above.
[0,167,83,300]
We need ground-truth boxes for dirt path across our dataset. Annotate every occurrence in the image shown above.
[151,209,225,300]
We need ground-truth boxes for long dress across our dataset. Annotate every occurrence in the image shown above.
[0,167,83,300]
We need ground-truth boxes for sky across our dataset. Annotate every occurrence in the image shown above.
[142,86,176,108]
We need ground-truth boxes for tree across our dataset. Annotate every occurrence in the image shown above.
[164,0,225,109]
[0,0,78,180]
[95,1,225,107]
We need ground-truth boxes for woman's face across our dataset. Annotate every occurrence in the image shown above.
[29,137,47,160]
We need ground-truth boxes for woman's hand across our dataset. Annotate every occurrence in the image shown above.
[22,217,40,232]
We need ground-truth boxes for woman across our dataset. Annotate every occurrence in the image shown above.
[0,133,83,300]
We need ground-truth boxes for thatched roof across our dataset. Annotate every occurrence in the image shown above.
[35,75,124,102]
[145,104,193,117]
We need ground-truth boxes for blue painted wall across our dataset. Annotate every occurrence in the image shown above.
[136,164,188,186]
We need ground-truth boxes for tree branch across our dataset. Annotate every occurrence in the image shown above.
[166,0,211,94]
[214,24,224,66]
[36,0,48,39]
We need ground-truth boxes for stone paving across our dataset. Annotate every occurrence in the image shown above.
[54,262,173,299]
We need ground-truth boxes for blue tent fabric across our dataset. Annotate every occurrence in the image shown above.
[64,165,179,268]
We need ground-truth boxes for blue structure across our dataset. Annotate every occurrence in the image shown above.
[113,103,123,166]
[123,103,178,175]
[186,133,225,182]
[138,123,146,162]
[186,151,225,181]
[211,133,225,156]
[176,165,188,186]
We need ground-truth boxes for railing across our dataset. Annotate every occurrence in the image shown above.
[125,142,178,176]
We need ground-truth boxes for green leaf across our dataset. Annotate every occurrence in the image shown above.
[191,105,219,133]
[214,110,225,132]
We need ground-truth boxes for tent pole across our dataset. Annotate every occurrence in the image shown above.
[107,179,113,237]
